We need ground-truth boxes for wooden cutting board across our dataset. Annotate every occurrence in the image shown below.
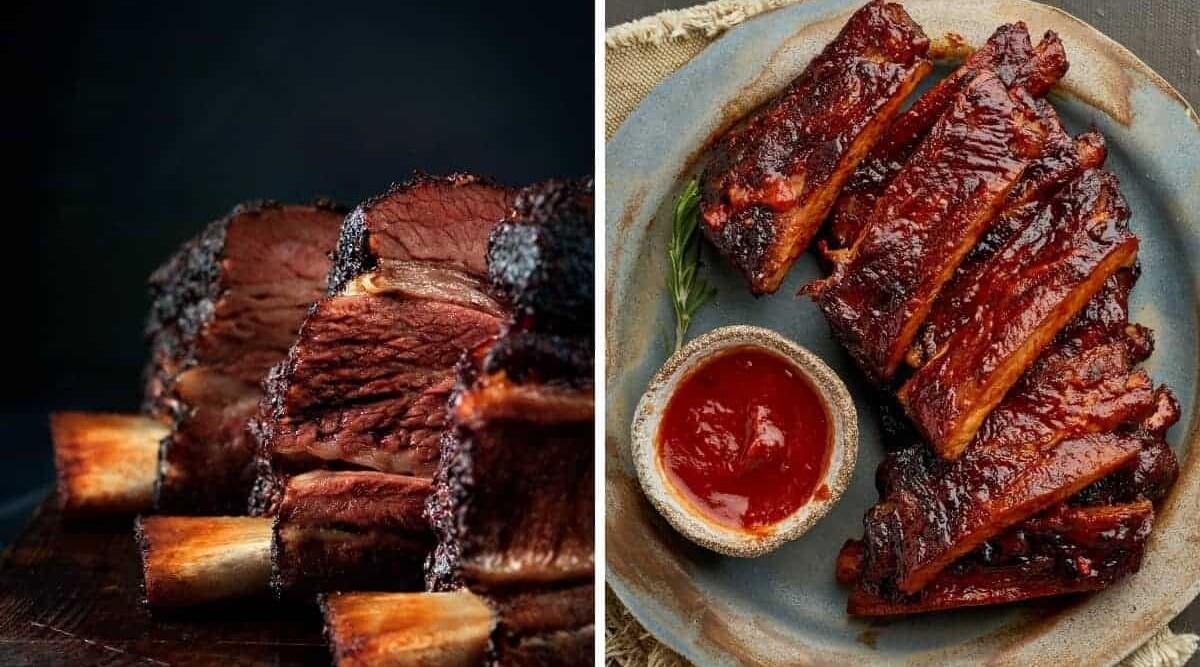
[0,500,330,666]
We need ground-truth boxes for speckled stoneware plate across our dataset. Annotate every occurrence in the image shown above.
[605,1,1200,665]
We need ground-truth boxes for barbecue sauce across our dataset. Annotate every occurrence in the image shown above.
[657,346,832,533]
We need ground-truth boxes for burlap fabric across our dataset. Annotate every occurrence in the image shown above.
[603,1,1200,665]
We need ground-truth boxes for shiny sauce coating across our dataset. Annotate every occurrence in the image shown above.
[657,347,832,532]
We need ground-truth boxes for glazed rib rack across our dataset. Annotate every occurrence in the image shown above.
[805,14,1179,614]
[693,2,1180,615]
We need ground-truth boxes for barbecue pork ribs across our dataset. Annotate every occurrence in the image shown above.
[810,69,1048,385]
[699,0,932,294]
[823,22,1067,254]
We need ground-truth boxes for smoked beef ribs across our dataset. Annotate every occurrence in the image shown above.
[271,470,434,595]
[249,173,513,596]
[144,201,346,513]
[252,174,512,513]
[699,0,931,294]
[424,178,595,665]
[427,178,595,593]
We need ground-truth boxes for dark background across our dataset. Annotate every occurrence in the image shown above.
[608,0,1200,653]
[1,0,592,544]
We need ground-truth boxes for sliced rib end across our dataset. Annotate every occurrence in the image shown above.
[51,412,165,517]
[136,515,272,608]
[322,590,494,667]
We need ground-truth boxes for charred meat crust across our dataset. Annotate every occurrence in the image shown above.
[425,391,595,593]
[326,172,513,295]
[481,331,593,388]
[487,178,595,335]
[144,199,347,415]
[427,180,595,596]
[699,0,931,294]
[145,201,346,513]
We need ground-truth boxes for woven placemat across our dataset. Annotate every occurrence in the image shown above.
[604,2,1200,665]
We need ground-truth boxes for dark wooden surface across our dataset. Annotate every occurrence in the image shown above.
[605,0,1200,662]
[0,500,330,667]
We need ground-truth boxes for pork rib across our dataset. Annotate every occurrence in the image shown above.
[898,169,1139,459]
[824,24,1067,253]
[699,0,931,294]
[809,70,1047,385]
[906,122,1108,367]
[844,501,1153,615]
[856,274,1168,596]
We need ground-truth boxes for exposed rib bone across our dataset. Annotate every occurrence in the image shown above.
[50,412,164,516]
[322,590,494,667]
[136,515,271,607]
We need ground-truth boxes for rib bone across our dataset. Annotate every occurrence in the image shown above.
[51,412,164,516]
[322,590,494,667]
[136,515,271,607]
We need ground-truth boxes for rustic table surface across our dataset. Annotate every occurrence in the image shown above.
[605,0,1200,663]
[0,501,330,666]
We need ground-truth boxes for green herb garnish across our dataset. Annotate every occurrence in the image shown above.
[666,180,716,354]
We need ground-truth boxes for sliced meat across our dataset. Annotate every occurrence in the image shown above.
[326,172,512,293]
[825,25,1067,252]
[898,169,1139,459]
[699,0,931,294]
[145,201,346,513]
[845,501,1153,615]
[858,275,1162,596]
[427,179,594,594]
[255,295,502,481]
[250,174,513,516]
[272,470,434,595]
[809,70,1047,385]
[426,363,595,591]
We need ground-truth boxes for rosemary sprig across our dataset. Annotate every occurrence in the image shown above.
[666,180,716,354]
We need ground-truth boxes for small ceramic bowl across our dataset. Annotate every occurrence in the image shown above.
[630,325,858,557]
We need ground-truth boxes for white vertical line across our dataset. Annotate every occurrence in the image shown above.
[594,0,608,663]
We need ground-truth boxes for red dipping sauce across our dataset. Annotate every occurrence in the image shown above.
[656,346,832,533]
